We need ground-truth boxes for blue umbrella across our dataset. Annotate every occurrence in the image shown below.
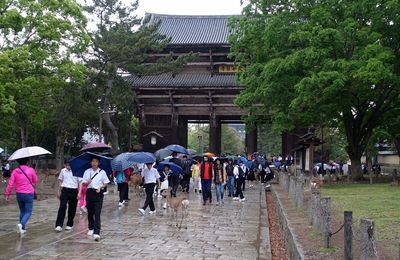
[70,152,112,177]
[237,156,250,168]
[111,153,136,171]
[165,144,189,155]
[157,161,182,176]
[154,148,172,161]
[128,152,156,164]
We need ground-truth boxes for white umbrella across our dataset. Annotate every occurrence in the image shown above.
[0,147,4,154]
[8,146,51,161]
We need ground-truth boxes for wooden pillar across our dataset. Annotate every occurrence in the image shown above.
[209,111,221,154]
[138,107,146,146]
[178,117,188,148]
[309,144,314,176]
[170,109,179,145]
[245,125,257,156]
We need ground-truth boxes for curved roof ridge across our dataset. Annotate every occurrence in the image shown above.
[146,12,240,19]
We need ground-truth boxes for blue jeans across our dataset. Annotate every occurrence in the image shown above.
[227,176,235,196]
[201,179,212,203]
[16,193,34,229]
[215,183,224,203]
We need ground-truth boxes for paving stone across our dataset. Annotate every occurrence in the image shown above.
[0,183,271,259]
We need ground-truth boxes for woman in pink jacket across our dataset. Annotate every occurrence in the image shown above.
[5,158,38,234]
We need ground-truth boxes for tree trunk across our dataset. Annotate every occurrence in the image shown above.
[20,127,28,147]
[103,77,119,155]
[55,134,65,172]
[349,156,362,181]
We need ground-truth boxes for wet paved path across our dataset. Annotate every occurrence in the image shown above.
[0,183,271,260]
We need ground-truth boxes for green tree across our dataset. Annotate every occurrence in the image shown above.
[221,125,245,155]
[230,0,400,179]
[83,0,191,154]
[0,0,88,148]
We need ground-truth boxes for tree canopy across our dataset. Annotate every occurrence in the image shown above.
[230,0,400,179]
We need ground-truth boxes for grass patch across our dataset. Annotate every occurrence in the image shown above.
[320,246,339,253]
[321,183,400,242]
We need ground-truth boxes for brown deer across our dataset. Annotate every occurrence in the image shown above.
[161,189,189,229]
[129,173,144,196]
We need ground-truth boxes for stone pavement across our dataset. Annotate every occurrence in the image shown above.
[0,183,271,260]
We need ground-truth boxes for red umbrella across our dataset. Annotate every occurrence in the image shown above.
[80,142,111,152]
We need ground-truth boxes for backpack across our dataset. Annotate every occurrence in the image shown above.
[116,171,125,183]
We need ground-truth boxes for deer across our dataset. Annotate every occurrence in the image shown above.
[129,172,144,196]
[161,189,189,229]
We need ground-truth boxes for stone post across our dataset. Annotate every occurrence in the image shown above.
[296,176,304,208]
[360,218,378,260]
[321,197,331,248]
[344,211,353,260]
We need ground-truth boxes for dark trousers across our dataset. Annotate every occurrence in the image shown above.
[201,179,212,203]
[117,182,128,203]
[242,178,246,191]
[235,178,244,199]
[143,183,156,211]
[171,175,180,197]
[86,188,104,235]
[182,174,191,192]
[55,187,78,228]
[125,183,129,200]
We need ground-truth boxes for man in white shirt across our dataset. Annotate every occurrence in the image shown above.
[55,159,79,232]
[233,161,247,202]
[138,163,160,215]
[78,156,110,241]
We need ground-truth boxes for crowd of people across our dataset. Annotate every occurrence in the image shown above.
[3,152,276,242]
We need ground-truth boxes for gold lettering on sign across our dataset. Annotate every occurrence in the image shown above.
[218,65,239,73]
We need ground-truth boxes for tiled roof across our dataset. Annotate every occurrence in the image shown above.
[145,13,235,45]
[125,73,240,88]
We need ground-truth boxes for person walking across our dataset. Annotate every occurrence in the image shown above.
[55,159,79,232]
[233,161,247,202]
[192,161,201,193]
[214,158,227,205]
[199,156,214,206]
[181,155,192,193]
[78,178,88,214]
[5,158,38,235]
[169,153,182,197]
[78,156,110,241]
[113,168,130,207]
[225,159,235,197]
[138,163,160,215]
[2,161,10,183]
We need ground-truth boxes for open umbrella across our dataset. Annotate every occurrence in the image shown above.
[187,149,197,155]
[128,152,156,164]
[157,161,182,176]
[8,146,51,161]
[0,147,4,154]
[204,152,216,157]
[154,148,172,161]
[80,142,111,152]
[238,156,250,168]
[70,152,112,177]
[165,144,188,155]
[111,153,136,172]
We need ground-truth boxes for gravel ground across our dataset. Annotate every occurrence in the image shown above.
[266,191,289,260]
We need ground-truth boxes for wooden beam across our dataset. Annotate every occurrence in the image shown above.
[137,94,239,99]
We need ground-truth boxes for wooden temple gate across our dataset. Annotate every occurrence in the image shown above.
[128,14,257,153]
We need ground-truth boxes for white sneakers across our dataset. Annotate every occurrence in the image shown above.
[103,191,109,195]
[87,230,94,236]
[149,210,156,215]
[233,197,239,201]
[233,197,245,202]
[163,202,168,209]
[138,208,145,215]
[65,226,72,231]
[118,202,124,207]
[17,224,26,234]
[93,234,101,241]
[241,198,246,202]
[55,226,62,232]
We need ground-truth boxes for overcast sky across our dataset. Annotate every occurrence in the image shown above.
[135,0,243,16]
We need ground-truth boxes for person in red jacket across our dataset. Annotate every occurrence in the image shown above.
[113,168,131,207]
[199,156,214,206]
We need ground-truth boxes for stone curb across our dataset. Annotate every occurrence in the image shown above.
[271,185,306,260]
[258,185,272,260]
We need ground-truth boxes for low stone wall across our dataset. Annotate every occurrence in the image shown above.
[271,186,306,260]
